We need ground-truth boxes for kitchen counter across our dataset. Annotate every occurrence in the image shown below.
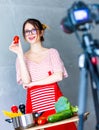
[25,112,89,130]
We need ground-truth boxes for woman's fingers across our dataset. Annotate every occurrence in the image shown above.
[9,38,24,55]
[23,85,28,89]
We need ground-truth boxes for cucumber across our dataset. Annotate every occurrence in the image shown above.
[48,109,73,123]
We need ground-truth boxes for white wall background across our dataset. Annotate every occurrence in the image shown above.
[0,0,99,130]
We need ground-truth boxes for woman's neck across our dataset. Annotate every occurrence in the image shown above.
[29,42,44,53]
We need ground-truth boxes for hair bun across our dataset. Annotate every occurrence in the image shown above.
[42,24,49,30]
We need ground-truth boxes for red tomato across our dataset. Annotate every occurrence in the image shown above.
[13,35,19,44]
[11,105,18,113]
[37,117,47,125]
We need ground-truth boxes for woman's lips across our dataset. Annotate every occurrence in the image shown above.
[28,36,35,41]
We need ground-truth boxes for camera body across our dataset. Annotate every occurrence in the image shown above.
[61,1,99,33]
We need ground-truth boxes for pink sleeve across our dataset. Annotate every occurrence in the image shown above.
[50,48,68,78]
[16,57,23,85]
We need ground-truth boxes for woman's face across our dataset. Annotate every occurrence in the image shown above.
[24,22,43,44]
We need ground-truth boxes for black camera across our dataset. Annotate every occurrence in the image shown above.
[61,1,99,33]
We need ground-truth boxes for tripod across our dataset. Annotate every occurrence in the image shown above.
[77,31,99,130]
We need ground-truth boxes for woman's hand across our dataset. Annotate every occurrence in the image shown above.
[9,38,23,56]
[23,84,28,89]
[23,81,36,89]
[23,82,33,89]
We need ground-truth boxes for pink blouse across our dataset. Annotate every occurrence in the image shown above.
[16,48,68,84]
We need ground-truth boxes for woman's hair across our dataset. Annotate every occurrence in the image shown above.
[22,18,45,41]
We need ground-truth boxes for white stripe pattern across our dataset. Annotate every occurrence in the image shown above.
[30,86,56,112]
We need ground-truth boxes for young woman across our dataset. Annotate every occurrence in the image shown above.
[9,18,77,130]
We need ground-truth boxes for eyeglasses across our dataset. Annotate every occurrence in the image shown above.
[24,29,39,36]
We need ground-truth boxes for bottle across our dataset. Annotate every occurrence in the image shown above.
[19,103,25,114]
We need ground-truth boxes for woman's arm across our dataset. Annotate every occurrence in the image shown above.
[23,71,63,88]
[9,40,31,84]
[17,54,31,84]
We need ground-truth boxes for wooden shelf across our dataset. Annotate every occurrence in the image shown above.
[24,112,89,130]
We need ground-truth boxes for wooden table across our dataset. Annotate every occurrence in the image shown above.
[25,112,89,130]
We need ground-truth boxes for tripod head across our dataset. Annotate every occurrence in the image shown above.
[81,32,99,57]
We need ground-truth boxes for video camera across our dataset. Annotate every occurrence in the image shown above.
[61,1,99,33]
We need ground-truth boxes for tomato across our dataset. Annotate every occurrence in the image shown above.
[13,35,19,44]
[37,117,47,125]
[11,105,18,113]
